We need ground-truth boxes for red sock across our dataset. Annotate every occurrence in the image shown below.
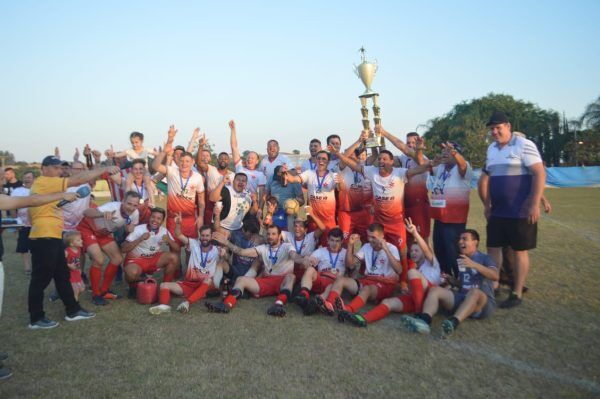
[188,283,209,304]
[90,266,102,296]
[100,263,119,293]
[159,288,170,305]
[364,303,391,324]
[347,296,366,313]
[163,273,174,282]
[275,294,288,305]
[326,290,340,304]
[410,277,425,313]
[299,288,310,300]
[223,294,237,309]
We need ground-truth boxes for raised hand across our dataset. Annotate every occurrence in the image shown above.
[416,137,426,151]
[229,120,236,131]
[174,212,182,225]
[404,217,416,235]
[167,125,178,140]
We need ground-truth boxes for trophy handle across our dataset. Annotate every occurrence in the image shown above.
[352,64,360,78]
[374,59,378,73]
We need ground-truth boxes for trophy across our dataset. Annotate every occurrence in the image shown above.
[354,47,384,148]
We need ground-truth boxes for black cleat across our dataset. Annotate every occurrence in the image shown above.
[334,296,346,315]
[303,296,318,316]
[205,301,230,314]
[267,304,286,317]
[294,294,309,310]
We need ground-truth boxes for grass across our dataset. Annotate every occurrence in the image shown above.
[1,188,600,398]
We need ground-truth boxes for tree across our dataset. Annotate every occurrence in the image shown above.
[292,149,300,155]
[0,150,16,167]
[580,96,600,130]
[422,93,562,167]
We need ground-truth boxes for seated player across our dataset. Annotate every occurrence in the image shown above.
[294,228,347,315]
[340,218,441,327]
[207,224,310,317]
[312,223,401,317]
[400,229,498,338]
[149,222,227,315]
[121,207,180,298]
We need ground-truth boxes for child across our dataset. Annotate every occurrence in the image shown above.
[114,132,158,164]
[64,232,86,302]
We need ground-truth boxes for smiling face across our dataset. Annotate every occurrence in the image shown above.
[327,137,341,152]
[130,136,143,151]
[198,227,212,247]
[266,226,281,246]
[377,152,394,174]
[131,162,145,179]
[458,232,478,257]
[293,220,307,240]
[489,123,512,146]
[309,141,322,157]
[148,211,164,230]
[200,150,211,165]
[246,151,259,169]
[316,151,329,171]
[233,174,248,193]
[42,164,62,178]
[267,140,279,159]
[410,243,425,264]
[217,153,230,170]
[367,229,384,251]
[121,195,140,215]
[179,154,194,173]
[22,172,34,187]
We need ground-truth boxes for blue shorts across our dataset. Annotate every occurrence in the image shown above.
[452,290,495,319]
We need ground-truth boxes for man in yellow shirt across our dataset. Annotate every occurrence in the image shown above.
[28,155,119,329]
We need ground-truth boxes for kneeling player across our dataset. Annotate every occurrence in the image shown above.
[341,218,440,327]
[312,223,401,318]
[400,229,498,338]
[121,207,180,298]
[207,224,309,317]
[149,222,227,314]
[294,228,347,315]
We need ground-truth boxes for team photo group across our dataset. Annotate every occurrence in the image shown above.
[0,109,546,381]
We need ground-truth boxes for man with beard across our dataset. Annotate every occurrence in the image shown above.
[196,147,235,225]
[149,223,227,315]
[229,120,266,203]
[301,139,322,172]
[121,207,180,298]
[282,208,326,282]
[124,158,155,224]
[207,224,310,317]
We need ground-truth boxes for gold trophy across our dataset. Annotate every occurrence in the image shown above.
[354,47,383,148]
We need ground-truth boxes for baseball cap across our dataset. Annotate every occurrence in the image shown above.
[41,155,63,166]
[174,145,186,152]
[486,111,510,126]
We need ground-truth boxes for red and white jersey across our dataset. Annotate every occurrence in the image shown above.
[299,169,336,225]
[396,154,429,208]
[338,166,370,212]
[93,201,139,233]
[186,241,220,280]
[355,242,400,279]
[235,161,266,194]
[282,231,317,257]
[301,158,317,173]
[103,170,128,202]
[260,153,291,182]
[311,247,347,275]
[166,165,204,218]
[62,184,92,231]
[255,242,296,276]
[429,163,472,224]
[203,164,235,193]
[363,166,407,224]
[125,224,172,258]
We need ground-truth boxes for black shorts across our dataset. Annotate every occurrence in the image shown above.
[16,227,31,253]
[486,216,537,251]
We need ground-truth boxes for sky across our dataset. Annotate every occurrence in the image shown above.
[1,0,599,163]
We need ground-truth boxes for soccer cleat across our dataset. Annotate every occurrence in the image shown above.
[92,295,108,306]
[294,294,309,311]
[149,304,172,315]
[28,317,59,330]
[314,295,334,316]
[339,311,367,327]
[400,315,431,334]
[303,297,318,316]
[65,308,96,321]
[102,291,121,300]
[205,301,230,314]
[0,367,12,380]
[441,319,455,338]
[267,304,286,317]
[500,292,523,309]
[333,296,347,314]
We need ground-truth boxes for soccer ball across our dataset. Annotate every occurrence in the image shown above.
[284,198,300,216]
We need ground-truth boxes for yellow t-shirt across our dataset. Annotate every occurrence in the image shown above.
[29,176,69,239]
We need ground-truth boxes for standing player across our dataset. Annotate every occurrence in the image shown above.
[78,191,141,305]
[301,139,322,172]
[259,139,291,184]
[149,223,227,315]
[207,225,309,317]
[325,134,342,173]
[313,223,401,317]
[121,207,180,298]
[229,120,266,202]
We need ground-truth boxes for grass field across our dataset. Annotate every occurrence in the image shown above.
[1,188,599,398]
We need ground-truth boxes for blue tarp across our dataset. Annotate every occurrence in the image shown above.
[469,166,600,188]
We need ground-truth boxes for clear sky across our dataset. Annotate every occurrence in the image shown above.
[1,0,599,162]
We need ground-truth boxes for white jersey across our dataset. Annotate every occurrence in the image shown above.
[94,201,139,232]
[129,180,150,202]
[220,185,253,231]
[327,158,340,173]
[311,247,347,275]
[282,231,317,257]
[255,242,296,276]
[62,183,92,231]
[235,161,266,194]
[10,186,31,226]
[124,147,156,162]
[186,241,220,279]
[204,164,235,193]
[418,257,441,286]
[260,153,291,182]
[355,242,400,279]
[301,158,318,173]
[126,224,172,258]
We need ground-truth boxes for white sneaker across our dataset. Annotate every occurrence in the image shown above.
[149,304,171,315]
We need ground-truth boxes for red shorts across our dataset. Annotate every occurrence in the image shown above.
[359,276,398,301]
[405,205,430,239]
[312,271,337,294]
[338,209,370,243]
[124,252,163,274]
[166,215,197,246]
[397,279,435,312]
[77,221,114,250]
[293,264,306,285]
[382,224,407,252]
[254,275,286,298]
[178,277,210,298]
